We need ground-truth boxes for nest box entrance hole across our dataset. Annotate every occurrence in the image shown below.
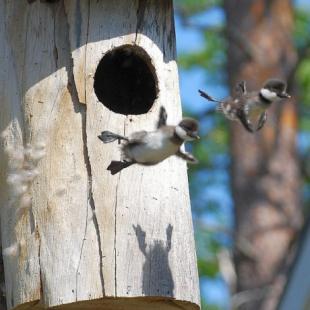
[94,45,158,115]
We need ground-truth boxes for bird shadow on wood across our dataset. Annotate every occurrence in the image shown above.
[133,224,174,297]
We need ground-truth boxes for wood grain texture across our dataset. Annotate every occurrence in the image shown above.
[0,1,200,309]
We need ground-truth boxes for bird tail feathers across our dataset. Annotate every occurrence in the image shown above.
[198,89,223,104]
[98,131,128,143]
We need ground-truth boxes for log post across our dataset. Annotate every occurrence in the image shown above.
[0,1,200,309]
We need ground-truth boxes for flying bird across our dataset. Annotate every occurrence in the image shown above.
[98,106,199,175]
[199,79,290,132]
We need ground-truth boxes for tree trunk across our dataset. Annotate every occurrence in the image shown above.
[224,0,302,309]
[0,1,200,309]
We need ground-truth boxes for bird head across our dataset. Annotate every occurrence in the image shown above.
[260,79,291,101]
[175,118,200,141]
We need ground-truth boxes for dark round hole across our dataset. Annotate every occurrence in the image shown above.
[94,45,158,115]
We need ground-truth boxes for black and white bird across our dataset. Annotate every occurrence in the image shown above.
[199,79,291,132]
[98,107,199,175]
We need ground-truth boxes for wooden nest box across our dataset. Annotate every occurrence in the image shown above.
[0,1,200,309]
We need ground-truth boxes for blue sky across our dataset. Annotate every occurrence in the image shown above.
[175,6,226,115]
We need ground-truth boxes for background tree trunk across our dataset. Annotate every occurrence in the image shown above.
[0,1,200,309]
[224,0,302,309]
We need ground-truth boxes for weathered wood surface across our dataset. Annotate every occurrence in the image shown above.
[0,0,200,309]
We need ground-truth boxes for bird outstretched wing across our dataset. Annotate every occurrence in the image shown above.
[235,80,247,96]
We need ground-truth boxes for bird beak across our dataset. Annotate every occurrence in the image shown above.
[189,132,200,140]
[278,92,291,99]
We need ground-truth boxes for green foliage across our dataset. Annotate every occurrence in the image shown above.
[294,7,310,210]
[201,300,222,310]
[198,258,219,277]
[178,31,226,74]
[188,127,229,178]
[175,0,222,17]
[297,58,310,107]
[295,8,310,111]
[294,8,310,49]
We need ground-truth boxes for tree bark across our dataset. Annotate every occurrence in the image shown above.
[224,0,302,309]
[0,1,200,309]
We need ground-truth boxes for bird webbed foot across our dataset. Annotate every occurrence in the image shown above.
[98,131,129,144]
[176,150,198,164]
[236,110,255,133]
[107,160,135,175]
[256,112,267,131]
